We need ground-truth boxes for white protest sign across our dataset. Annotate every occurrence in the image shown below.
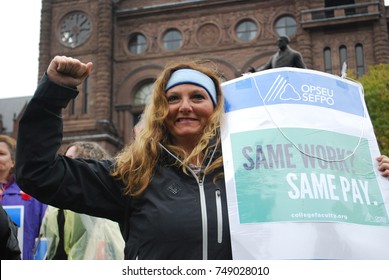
[221,67,389,259]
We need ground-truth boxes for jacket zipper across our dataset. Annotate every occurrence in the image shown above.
[198,175,208,260]
[215,188,223,243]
[158,143,219,260]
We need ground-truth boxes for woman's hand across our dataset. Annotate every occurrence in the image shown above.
[47,55,93,88]
[377,155,389,178]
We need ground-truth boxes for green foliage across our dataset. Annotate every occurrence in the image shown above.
[355,64,389,155]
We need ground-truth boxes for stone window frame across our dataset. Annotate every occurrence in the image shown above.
[128,32,148,54]
[323,47,332,74]
[162,28,183,50]
[235,18,259,42]
[133,79,155,106]
[355,43,364,77]
[274,15,297,38]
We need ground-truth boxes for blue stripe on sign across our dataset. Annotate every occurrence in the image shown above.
[222,69,364,117]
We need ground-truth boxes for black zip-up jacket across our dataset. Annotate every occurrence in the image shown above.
[15,74,232,260]
[0,205,22,260]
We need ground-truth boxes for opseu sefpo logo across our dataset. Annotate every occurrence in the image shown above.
[263,74,335,106]
[301,84,334,105]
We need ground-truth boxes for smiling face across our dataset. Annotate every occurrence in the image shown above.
[164,83,214,149]
[0,142,14,182]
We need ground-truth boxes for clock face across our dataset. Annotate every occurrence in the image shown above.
[60,12,91,48]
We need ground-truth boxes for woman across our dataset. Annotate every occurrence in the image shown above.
[16,56,231,259]
[38,141,124,260]
[0,134,47,260]
[15,56,389,260]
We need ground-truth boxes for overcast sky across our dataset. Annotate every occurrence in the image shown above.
[0,0,388,99]
[0,0,42,99]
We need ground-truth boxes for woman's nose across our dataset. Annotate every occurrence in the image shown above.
[179,98,192,113]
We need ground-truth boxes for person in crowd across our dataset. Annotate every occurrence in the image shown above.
[15,56,389,260]
[0,204,21,259]
[38,141,124,260]
[0,134,47,260]
[257,35,307,70]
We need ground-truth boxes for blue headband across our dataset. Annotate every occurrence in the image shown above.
[165,69,217,105]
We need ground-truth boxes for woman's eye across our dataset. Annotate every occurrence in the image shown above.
[193,94,205,100]
[167,95,179,103]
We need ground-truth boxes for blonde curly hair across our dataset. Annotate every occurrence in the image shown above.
[112,59,225,196]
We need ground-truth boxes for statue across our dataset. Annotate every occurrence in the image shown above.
[258,35,306,70]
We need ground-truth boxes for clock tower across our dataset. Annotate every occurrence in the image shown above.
[39,0,120,155]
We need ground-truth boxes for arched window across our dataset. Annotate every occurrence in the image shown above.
[235,19,258,41]
[163,29,182,50]
[324,47,332,73]
[134,80,155,106]
[339,45,347,73]
[128,33,147,54]
[275,16,297,37]
[355,44,365,77]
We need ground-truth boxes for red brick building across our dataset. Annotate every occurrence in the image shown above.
[36,0,389,154]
